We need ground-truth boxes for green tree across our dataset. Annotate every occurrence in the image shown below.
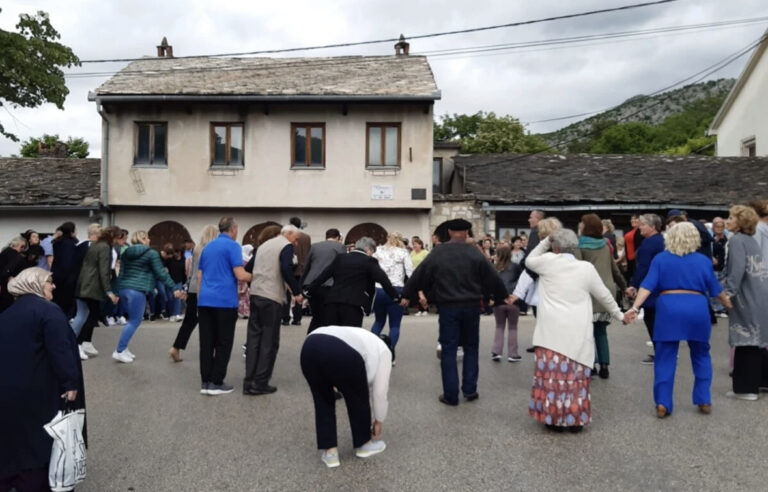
[435,111,551,154]
[20,134,89,158]
[590,122,658,154]
[662,135,716,156]
[0,9,80,141]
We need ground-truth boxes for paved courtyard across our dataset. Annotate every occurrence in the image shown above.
[78,314,767,491]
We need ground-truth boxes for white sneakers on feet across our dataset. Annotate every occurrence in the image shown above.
[105,316,117,326]
[321,450,340,468]
[123,349,136,360]
[78,345,89,361]
[81,342,99,356]
[355,440,386,458]
[725,391,758,401]
[117,316,128,325]
[112,350,134,363]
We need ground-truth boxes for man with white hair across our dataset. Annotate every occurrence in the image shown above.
[244,224,304,395]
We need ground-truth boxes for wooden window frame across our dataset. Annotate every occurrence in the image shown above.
[210,122,245,167]
[134,122,168,166]
[290,123,326,169]
[366,122,401,168]
[741,136,756,157]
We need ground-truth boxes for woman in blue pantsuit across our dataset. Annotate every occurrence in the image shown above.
[629,223,732,418]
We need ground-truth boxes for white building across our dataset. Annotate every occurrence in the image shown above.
[709,30,768,156]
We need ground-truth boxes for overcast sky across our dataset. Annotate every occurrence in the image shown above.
[1,0,766,157]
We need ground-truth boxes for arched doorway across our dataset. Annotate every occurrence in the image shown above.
[345,222,388,247]
[242,221,281,247]
[148,221,192,251]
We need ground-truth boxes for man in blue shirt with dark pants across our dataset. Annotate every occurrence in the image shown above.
[197,217,252,395]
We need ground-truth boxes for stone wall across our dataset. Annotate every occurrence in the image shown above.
[430,199,495,241]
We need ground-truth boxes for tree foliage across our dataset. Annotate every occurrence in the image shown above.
[435,111,551,154]
[20,134,89,158]
[0,9,80,141]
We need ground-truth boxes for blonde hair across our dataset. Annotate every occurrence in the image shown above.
[665,222,700,256]
[194,225,220,255]
[601,219,615,233]
[729,205,759,235]
[385,232,405,248]
[130,230,149,245]
[537,217,563,240]
[87,223,102,238]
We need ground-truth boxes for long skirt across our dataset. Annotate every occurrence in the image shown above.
[529,347,592,427]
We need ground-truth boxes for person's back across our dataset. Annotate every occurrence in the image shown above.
[251,234,291,304]
[414,242,492,305]
[199,234,241,309]
[303,240,345,287]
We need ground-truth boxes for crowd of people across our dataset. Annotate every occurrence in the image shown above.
[2,203,768,480]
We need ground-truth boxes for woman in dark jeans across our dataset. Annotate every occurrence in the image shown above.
[169,225,218,362]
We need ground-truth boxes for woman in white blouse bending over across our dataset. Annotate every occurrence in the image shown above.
[371,233,413,358]
[300,326,393,468]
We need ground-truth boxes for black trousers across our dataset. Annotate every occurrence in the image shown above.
[307,286,331,333]
[282,286,302,324]
[644,307,657,351]
[732,346,768,394]
[244,295,282,388]
[77,297,102,344]
[323,303,364,328]
[173,293,198,350]
[300,334,371,449]
[198,306,237,385]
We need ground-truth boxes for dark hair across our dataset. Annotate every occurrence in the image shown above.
[22,229,37,241]
[257,225,282,246]
[325,228,341,240]
[495,244,511,272]
[412,237,424,248]
[511,236,522,243]
[747,200,768,218]
[163,242,175,255]
[59,221,76,238]
[121,229,129,237]
[378,333,395,361]
[289,217,302,228]
[99,226,122,245]
[580,213,604,239]
[219,217,236,233]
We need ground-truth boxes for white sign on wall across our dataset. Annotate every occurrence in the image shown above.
[371,185,394,200]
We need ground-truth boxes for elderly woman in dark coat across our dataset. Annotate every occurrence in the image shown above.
[0,267,84,491]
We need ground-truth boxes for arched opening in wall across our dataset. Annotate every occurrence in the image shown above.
[345,223,388,247]
[242,221,281,247]
[148,221,192,251]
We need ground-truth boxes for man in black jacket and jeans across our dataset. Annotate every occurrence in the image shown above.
[401,219,512,406]
[306,237,397,327]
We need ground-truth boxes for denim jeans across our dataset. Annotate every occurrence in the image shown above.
[168,282,182,316]
[70,298,91,336]
[117,289,147,352]
[438,305,481,404]
[370,287,404,347]
[148,280,169,316]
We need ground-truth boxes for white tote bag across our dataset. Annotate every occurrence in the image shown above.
[44,408,87,492]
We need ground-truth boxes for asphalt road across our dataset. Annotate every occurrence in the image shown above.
[77,313,768,491]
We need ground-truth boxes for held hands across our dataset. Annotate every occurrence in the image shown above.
[625,287,637,299]
[622,310,638,325]
[293,294,304,304]
[504,295,517,305]
[722,295,733,309]
[173,290,186,301]
[399,297,410,308]
[61,390,77,401]
[108,293,120,305]
[371,420,382,440]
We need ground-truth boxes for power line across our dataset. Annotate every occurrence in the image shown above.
[76,0,678,63]
[63,14,764,81]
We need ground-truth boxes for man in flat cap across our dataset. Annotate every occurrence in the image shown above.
[401,219,512,406]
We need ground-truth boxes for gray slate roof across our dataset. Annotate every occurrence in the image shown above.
[93,56,440,99]
[451,153,766,207]
[0,158,101,207]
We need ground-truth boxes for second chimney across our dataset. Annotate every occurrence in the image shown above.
[157,37,174,57]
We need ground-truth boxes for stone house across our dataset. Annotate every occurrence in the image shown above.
[88,39,440,248]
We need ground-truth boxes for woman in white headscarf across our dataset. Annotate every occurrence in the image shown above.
[0,268,85,490]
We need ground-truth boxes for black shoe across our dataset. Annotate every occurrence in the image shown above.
[464,392,479,402]
[545,424,564,433]
[438,394,458,406]
[568,426,584,433]
[291,320,301,325]
[599,366,609,379]
[334,390,343,400]
[525,346,535,353]
[244,385,277,395]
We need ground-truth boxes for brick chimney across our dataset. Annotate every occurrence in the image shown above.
[394,34,409,56]
[157,37,174,57]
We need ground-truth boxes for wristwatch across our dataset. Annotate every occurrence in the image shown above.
[629,306,640,314]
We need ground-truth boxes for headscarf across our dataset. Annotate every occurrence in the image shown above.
[242,244,254,263]
[7,267,51,298]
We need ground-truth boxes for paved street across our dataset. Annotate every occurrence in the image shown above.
[78,314,767,491]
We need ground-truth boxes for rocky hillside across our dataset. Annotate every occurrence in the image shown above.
[542,78,735,149]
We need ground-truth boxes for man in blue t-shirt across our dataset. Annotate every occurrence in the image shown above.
[197,217,252,395]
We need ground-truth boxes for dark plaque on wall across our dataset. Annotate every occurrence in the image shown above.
[411,188,427,200]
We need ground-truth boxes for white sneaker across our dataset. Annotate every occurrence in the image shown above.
[725,391,758,401]
[106,316,117,326]
[81,341,99,356]
[123,349,136,360]
[321,450,340,468]
[117,316,128,325]
[112,350,134,363]
[457,347,464,361]
[78,345,89,361]
[355,440,386,458]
